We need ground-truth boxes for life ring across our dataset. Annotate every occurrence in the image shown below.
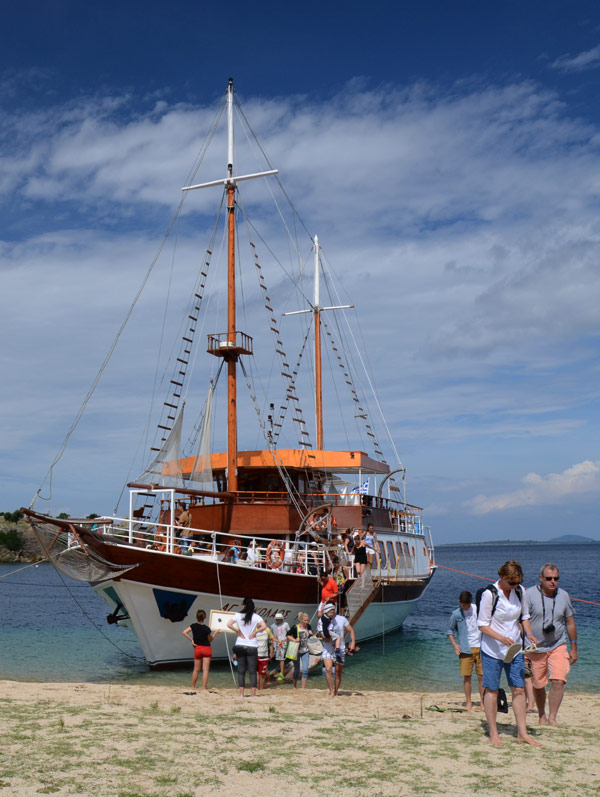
[266,540,285,569]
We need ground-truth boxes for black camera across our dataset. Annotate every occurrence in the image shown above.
[543,623,555,634]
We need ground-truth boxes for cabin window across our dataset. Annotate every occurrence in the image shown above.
[377,540,386,567]
[265,474,283,492]
[386,541,396,568]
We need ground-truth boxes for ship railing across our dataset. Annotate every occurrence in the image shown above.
[389,512,427,536]
[79,516,335,576]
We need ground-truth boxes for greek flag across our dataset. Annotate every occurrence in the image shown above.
[351,479,369,495]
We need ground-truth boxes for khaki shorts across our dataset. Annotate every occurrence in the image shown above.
[528,644,571,688]
[459,647,483,677]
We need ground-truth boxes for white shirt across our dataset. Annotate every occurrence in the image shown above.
[317,614,350,652]
[234,612,262,648]
[477,580,530,660]
[464,605,481,648]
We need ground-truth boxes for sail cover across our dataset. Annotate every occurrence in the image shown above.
[188,382,214,491]
[137,407,185,488]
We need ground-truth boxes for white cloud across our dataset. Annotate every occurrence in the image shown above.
[551,45,600,73]
[2,79,600,529]
[465,460,600,514]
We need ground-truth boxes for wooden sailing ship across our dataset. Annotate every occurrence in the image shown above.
[24,79,435,667]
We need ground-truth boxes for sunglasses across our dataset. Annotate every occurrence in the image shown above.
[543,576,559,581]
[506,580,522,587]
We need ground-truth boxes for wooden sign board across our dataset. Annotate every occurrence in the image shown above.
[209,609,238,634]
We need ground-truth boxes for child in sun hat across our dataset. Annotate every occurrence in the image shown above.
[271,612,290,681]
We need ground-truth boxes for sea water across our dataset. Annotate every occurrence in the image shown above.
[1,542,598,692]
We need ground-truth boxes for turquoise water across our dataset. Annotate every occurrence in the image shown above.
[1,542,598,691]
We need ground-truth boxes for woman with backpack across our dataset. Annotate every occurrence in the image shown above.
[477,560,541,747]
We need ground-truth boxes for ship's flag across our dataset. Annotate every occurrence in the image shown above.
[351,479,369,495]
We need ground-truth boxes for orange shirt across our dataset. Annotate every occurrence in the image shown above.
[321,577,339,602]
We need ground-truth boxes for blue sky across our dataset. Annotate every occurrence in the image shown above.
[2,1,600,543]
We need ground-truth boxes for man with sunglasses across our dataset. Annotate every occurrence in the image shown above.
[526,563,577,726]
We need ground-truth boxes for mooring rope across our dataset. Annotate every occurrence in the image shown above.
[435,563,600,606]
[0,559,47,579]
[215,556,238,686]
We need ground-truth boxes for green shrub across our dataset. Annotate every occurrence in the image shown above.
[0,529,23,552]
[1,510,23,523]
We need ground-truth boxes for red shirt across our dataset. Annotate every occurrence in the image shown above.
[321,577,339,602]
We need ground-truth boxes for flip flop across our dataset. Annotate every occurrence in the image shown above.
[503,642,523,663]
[497,688,509,713]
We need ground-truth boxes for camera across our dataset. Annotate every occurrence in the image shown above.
[543,623,555,634]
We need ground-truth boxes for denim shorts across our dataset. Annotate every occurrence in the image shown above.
[481,649,525,690]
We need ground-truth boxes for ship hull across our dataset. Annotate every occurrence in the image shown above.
[25,512,435,668]
[93,555,434,666]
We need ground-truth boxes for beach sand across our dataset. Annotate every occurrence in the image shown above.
[0,680,598,796]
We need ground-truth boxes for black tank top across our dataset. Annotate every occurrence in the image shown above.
[191,623,212,646]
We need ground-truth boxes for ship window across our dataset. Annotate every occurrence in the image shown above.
[402,542,409,557]
[378,540,386,567]
[386,541,396,568]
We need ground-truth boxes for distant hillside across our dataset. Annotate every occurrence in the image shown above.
[439,535,599,547]
[0,516,45,562]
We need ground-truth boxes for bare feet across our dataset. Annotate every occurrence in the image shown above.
[548,717,559,726]
[466,703,473,711]
[489,737,504,747]
[517,734,543,747]
[538,714,548,726]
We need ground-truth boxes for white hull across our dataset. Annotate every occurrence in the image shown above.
[94,576,428,666]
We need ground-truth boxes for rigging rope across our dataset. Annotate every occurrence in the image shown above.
[239,358,307,516]
[32,98,226,512]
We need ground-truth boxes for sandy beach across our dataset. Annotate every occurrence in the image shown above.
[0,681,598,796]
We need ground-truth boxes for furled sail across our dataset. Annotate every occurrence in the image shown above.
[137,406,185,488]
[188,381,214,491]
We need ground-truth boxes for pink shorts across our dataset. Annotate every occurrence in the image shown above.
[528,644,570,688]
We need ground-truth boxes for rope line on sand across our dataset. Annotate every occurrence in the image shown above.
[435,563,600,606]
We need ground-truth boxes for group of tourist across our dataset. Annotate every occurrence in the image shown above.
[447,560,578,746]
[182,594,356,697]
[183,552,578,738]
[170,501,382,578]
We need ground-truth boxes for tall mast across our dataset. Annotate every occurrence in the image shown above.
[182,79,278,491]
[314,236,323,449]
[226,79,238,490]
[284,236,352,450]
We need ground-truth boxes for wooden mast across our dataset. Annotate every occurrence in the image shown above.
[314,236,323,450]
[182,79,277,490]
[226,79,238,491]
[283,237,353,451]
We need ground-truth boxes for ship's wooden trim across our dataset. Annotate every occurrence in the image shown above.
[165,448,391,477]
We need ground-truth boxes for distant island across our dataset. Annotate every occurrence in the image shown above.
[438,534,599,547]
